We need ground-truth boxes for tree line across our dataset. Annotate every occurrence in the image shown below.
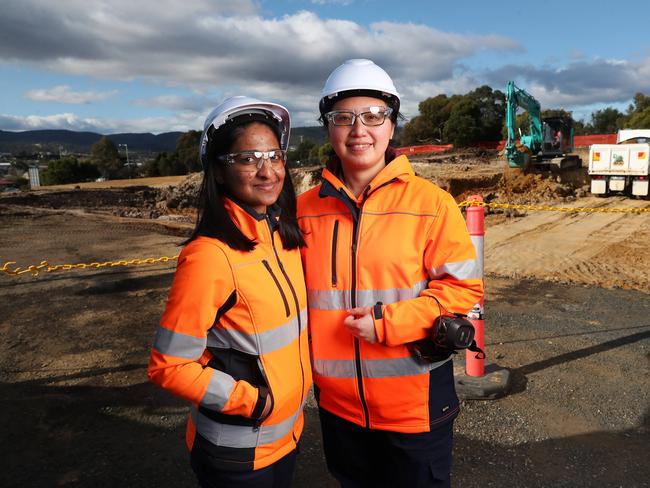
[37,89,650,185]
[398,88,650,146]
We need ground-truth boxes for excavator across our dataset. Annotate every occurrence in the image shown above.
[505,80,581,169]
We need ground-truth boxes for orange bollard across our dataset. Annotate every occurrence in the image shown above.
[465,195,485,377]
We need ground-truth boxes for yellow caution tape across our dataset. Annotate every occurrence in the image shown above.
[2,200,648,277]
[458,200,650,214]
[1,256,178,277]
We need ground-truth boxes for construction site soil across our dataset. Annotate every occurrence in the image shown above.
[1,150,649,487]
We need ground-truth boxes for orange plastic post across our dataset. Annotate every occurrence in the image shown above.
[465,195,485,377]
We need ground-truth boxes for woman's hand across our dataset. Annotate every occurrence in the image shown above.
[343,307,377,344]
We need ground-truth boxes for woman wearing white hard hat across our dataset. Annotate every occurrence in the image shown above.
[298,60,483,487]
[149,96,312,487]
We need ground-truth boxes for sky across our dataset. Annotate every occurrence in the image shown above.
[1,0,649,134]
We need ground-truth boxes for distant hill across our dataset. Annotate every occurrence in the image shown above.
[0,126,327,154]
[0,129,183,154]
[291,126,327,146]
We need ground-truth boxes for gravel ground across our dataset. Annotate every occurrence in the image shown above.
[1,208,648,488]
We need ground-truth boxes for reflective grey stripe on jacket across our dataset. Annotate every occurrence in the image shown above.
[153,326,206,360]
[207,308,308,355]
[307,281,428,310]
[200,369,236,411]
[313,356,449,379]
[429,258,481,281]
[154,307,307,359]
[190,398,307,448]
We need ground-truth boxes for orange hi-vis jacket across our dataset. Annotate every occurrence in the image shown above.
[297,155,483,433]
[148,199,312,471]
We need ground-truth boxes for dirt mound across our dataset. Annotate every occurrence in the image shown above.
[156,172,202,211]
[0,150,593,219]
[0,167,325,221]
[1,186,161,216]
[496,166,590,203]
[410,150,591,205]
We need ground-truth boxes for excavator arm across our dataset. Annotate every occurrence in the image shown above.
[505,81,544,167]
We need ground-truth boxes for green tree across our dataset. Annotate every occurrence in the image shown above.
[627,108,650,129]
[541,108,573,120]
[626,92,650,128]
[310,142,325,161]
[572,119,589,135]
[400,87,504,146]
[175,130,202,173]
[317,142,333,165]
[589,107,623,134]
[399,94,456,145]
[141,153,164,177]
[627,92,650,114]
[12,160,30,172]
[90,137,121,178]
[443,97,481,147]
[468,85,505,141]
[41,157,100,185]
[287,139,317,165]
[153,152,186,176]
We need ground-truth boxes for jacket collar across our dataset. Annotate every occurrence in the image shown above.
[320,154,414,203]
[223,197,280,242]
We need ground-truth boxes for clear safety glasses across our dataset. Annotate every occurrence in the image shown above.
[218,149,287,173]
[324,106,393,126]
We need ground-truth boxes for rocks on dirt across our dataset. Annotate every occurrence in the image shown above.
[0,151,594,220]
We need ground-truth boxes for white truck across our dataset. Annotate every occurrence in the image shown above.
[588,129,650,197]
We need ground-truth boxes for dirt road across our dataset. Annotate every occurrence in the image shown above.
[484,195,650,292]
[1,208,648,488]
[1,156,649,487]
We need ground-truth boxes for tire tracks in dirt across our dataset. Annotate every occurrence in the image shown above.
[484,196,650,291]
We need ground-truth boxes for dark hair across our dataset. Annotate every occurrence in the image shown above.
[318,89,403,127]
[187,119,304,251]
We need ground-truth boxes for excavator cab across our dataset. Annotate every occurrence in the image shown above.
[505,80,581,169]
[542,116,574,155]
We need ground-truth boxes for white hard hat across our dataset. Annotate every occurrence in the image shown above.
[320,59,400,102]
[200,95,290,168]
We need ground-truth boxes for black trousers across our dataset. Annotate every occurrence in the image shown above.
[319,408,454,488]
[190,447,297,488]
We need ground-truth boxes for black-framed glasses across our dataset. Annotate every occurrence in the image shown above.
[324,106,393,126]
[217,149,286,172]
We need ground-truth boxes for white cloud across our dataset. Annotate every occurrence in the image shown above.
[0,2,521,128]
[0,112,201,134]
[311,0,353,5]
[6,1,648,131]
[484,57,650,109]
[131,94,210,112]
[25,85,117,104]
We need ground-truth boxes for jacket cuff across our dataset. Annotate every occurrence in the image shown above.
[373,302,385,344]
[251,386,268,419]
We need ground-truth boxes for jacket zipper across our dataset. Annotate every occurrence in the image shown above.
[348,180,396,429]
[267,218,307,417]
[253,359,275,430]
[351,187,371,428]
[331,220,339,287]
[262,259,290,317]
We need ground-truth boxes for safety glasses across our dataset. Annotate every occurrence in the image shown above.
[324,106,393,126]
[217,149,286,173]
